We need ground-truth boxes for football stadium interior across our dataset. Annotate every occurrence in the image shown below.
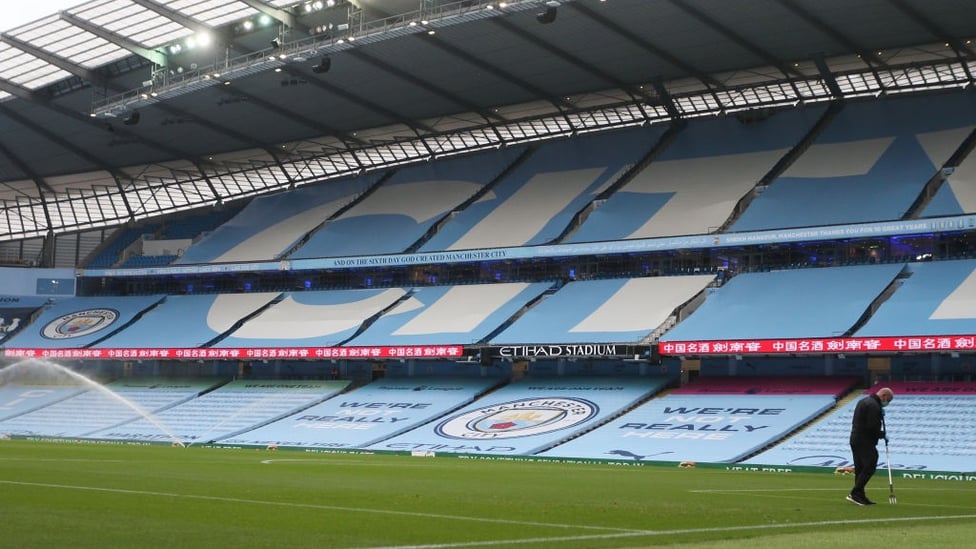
[2,0,976,476]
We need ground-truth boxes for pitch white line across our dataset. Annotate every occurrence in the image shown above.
[6,479,973,548]
[364,514,976,549]
[0,479,642,533]
[0,457,125,463]
[259,458,447,468]
[692,487,976,494]
[690,488,840,493]
[689,487,976,509]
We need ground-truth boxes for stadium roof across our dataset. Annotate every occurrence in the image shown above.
[1,0,976,240]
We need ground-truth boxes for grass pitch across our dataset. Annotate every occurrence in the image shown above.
[1,441,974,548]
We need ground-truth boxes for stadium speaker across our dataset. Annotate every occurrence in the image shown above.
[536,6,557,24]
[312,56,331,74]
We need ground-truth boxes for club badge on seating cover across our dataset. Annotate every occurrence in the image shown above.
[41,309,119,339]
[435,397,598,439]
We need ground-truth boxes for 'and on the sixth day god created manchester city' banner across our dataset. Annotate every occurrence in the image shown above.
[365,377,669,456]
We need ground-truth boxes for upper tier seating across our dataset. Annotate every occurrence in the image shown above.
[160,205,242,240]
[93,293,281,348]
[567,106,824,242]
[1,295,166,349]
[290,146,526,259]
[0,296,48,344]
[173,176,377,264]
[345,282,554,346]
[661,263,905,341]
[730,91,976,231]
[921,137,976,217]
[418,125,667,252]
[856,259,976,337]
[490,275,714,344]
[213,288,408,348]
[86,223,163,268]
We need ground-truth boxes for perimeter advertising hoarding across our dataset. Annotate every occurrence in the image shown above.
[7,336,976,359]
[1,345,464,361]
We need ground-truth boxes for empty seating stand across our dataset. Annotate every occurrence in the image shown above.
[87,379,350,445]
[367,377,668,456]
[745,381,976,473]
[218,378,502,449]
[540,376,856,463]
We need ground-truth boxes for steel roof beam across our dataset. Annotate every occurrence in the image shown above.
[0,33,105,86]
[129,0,213,36]
[3,28,271,161]
[0,81,210,177]
[568,1,724,90]
[416,32,572,113]
[669,0,804,80]
[886,0,976,60]
[343,47,503,124]
[0,103,125,183]
[215,83,367,148]
[0,78,39,102]
[492,16,651,104]
[0,140,56,196]
[60,11,168,67]
[285,65,437,135]
[0,102,136,224]
[812,52,845,99]
[779,0,886,68]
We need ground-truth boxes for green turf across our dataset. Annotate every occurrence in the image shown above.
[1,441,974,548]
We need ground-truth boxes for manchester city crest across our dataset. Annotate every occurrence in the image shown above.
[435,397,599,439]
[41,308,119,339]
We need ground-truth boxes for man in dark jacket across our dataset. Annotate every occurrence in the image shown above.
[847,387,894,505]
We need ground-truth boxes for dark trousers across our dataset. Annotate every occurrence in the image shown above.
[850,440,878,496]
